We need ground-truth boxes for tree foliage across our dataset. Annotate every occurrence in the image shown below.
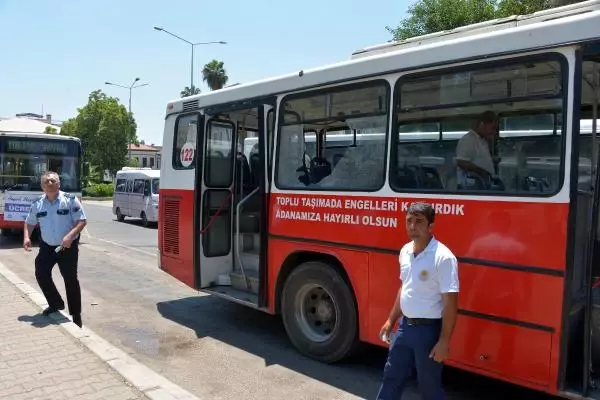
[44,126,58,134]
[202,60,229,90]
[60,90,137,177]
[180,85,201,98]
[387,0,584,41]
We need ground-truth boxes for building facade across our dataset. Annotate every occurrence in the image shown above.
[128,142,161,169]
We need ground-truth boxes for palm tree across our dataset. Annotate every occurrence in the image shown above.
[180,85,201,98]
[202,60,229,90]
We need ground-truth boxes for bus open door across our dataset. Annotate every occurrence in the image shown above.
[560,45,600,399]
[191,99,276,310]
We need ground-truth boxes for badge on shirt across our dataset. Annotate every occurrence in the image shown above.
[419,269,429,281]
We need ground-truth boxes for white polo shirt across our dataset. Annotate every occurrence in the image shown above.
[455,129,495,176]
[399,237,459,319]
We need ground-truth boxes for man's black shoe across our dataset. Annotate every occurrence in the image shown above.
[72,314,82,328]
[42,305,64,316]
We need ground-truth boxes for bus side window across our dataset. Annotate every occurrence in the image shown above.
[143,179,151,196]
[133,179,145,195]
[275,82,389,191]
[391,57,565,196]
[115,178,126,192]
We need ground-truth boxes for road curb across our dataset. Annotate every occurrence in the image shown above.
[0,260,202,400]
[82,197,112,201]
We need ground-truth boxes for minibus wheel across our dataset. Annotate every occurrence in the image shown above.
[116,207,124,222]
[281,261,358,363]
[141,211,148,227]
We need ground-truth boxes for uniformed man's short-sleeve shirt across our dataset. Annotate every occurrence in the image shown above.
[455,130,495,176]
[25,191,87,246]
[399,237,459,319]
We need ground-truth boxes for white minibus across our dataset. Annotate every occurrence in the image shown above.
[112,167,160,226]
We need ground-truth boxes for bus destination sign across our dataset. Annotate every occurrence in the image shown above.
[6,140,69,155]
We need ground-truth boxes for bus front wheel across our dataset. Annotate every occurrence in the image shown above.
[281,261,358,363]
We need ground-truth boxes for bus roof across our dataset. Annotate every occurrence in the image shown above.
[351,0,600,59]
[116,168,160,178]
[165,2,600,116]
[0,131,81,142]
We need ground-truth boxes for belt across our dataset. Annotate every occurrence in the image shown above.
[41,238,80,248]
[405,317,441,325]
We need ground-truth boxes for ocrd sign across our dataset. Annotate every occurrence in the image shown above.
[180,142,195,167]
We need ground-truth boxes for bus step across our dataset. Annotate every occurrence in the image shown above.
[239,252,259,270]
[230,270,259,294]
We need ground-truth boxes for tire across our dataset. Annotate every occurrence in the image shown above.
[141,211,148,227]
[281,261,358,363]
[116,208,124,222]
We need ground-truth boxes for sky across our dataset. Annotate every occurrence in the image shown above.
[0,0,407,146]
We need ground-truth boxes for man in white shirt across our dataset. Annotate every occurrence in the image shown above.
[455,111,499,189]
[376,202,459,400]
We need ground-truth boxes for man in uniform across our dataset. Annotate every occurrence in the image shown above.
[376,202,459,400]
[23,171,87,328]
[455,110,500,189]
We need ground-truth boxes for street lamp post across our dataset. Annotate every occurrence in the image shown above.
[153,26,226,91]
[105,77,149,114]
[105,78,149,161]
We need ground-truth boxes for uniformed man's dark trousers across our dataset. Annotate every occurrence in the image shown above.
[376,317,445,400]
[35,239,81,316]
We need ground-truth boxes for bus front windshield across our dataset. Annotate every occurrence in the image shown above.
[0,137,81,192]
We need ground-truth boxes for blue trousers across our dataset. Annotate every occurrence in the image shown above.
[376,317,445,400]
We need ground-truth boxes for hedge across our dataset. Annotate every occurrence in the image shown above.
[82,183,114,197]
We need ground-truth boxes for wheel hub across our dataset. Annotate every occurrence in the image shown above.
[295,284,338,343]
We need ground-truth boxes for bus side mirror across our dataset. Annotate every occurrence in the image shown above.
[82,162,90,177]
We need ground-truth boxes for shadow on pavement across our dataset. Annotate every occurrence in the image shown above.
[156,295,554,400]
[115,219,158,229]
[0,232,27,250]
[18,313,69,328]
[157,295,384,399]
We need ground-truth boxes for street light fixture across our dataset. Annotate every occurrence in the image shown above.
[104,78,149,161]
[153,26,227,91]
[105,77,149,114]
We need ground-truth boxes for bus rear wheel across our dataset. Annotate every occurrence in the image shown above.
[281,261,358,363]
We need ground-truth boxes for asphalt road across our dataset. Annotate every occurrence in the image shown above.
[0,200,557,400]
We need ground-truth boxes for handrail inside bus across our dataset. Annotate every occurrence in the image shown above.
[235,186,259,290]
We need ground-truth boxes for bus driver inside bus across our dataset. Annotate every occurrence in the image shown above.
[455,111,501,190]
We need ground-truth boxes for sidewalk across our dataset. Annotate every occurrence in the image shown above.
[0,261,201,400]
[82,199,112,207]
[0,273,147,400]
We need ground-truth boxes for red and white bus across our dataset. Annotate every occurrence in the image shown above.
[0,131,83,235]
[159,2,600,398]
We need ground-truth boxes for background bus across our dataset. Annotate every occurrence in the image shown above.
[0,131,83,235]
[158,2,600,399]
[113,167,160,227]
